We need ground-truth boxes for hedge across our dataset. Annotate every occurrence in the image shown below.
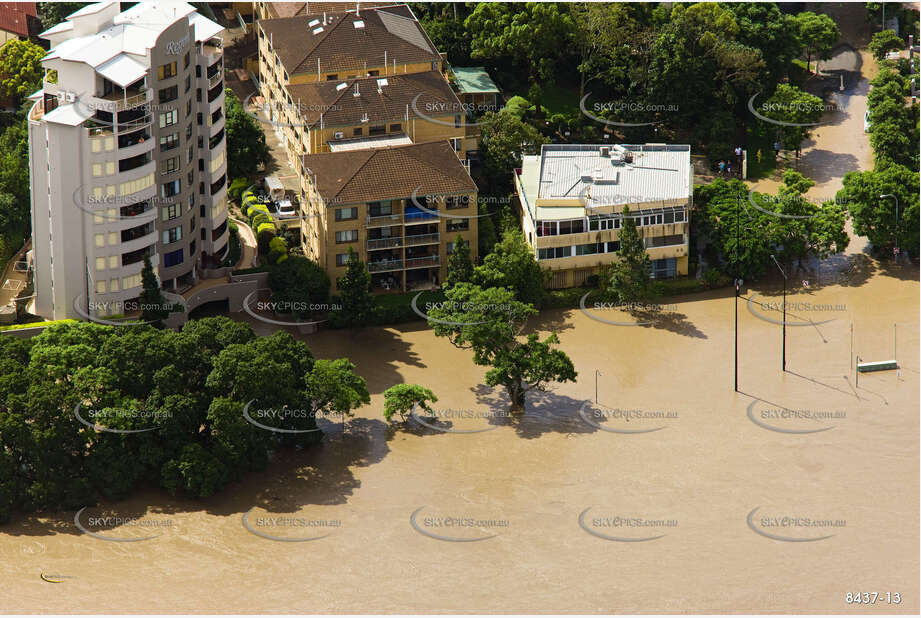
[0,319,78,332]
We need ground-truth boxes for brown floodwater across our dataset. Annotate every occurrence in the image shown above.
[2,256,918,613]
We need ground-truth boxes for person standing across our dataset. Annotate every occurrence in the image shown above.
[756,149,762,164]
[773,141,781,160]
[718,160,725,175]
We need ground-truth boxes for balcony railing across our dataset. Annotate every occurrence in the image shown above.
[208,81,224,102]
[101,89,149,112]
[368,259,403,273]
[367,237,402,250]
[404,232,440,247]
[208,71,223,89]
[117,113,151,133]
[367,213,403,226]
[405,255,440,269]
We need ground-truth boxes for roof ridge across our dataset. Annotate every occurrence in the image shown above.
[293,11,349,75]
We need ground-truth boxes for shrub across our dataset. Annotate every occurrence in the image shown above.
[250,212,270,229]
[229,177,250,203]
[267,236,288,264]
[256,225,276,255]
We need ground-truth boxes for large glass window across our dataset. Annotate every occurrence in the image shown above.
[335,230,358,243]
[164,248,183,267]
[158,61,177,80]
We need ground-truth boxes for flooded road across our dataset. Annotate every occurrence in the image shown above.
[2,260,918,613]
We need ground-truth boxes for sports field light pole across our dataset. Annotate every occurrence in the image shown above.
[880,194,899,262]
[734,194,743,392]
[770,254,787,372]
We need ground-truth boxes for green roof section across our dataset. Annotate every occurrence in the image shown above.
[451,66,500,94]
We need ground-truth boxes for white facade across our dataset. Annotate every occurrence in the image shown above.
[28,1,228,320]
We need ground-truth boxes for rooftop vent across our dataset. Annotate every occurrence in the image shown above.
[313,27,324,35]
[354,20,365,28]
[353,83,361,97]
[308,18,320,27]
[336,82,348,91]
[376,78,388,93]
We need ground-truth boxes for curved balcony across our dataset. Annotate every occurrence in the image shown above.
[118,228,158,256]
[209,113,225,137]
[114,158,155,184]
[208,87,224,114]
[116,130,154,159]
[211,202,228,229]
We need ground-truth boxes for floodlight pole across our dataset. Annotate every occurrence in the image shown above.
[734,194,741,392]
[770,254,787,372]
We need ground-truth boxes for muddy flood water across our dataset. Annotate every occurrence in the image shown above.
[2,258,918,613]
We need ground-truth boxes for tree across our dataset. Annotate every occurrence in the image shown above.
[445,235,474,290]
[869,29,904,61]
[607,207,659,304]
[334,247,374,328]
[477,201,498,259]
[778,169,815,197]
[473,228,548,308]
[465,3,576,109]
[794,11,840,72]
[224,88,270,179]
[267,255,330,319]
[382,384,438,422]
[866,70,920,171]
[37,3,87,30]
[0,39,45,100]
[139,256,171,325]
[428,283,576,412]
[303,359,370,426]
[840,165,920,257]
[759,83,825,150]
[478,109,548,189]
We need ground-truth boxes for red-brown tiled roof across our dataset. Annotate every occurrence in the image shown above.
[0,2,37,38]
[301,140,476,204]
[260,4,439,77]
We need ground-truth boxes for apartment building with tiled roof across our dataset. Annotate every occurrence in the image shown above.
[299,140,477,292]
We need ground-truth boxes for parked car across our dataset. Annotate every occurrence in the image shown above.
[277,199,297,218]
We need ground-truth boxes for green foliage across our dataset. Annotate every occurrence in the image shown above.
[266,255,330,318]
[478,109,548,189]
[229,177,251,202]
[606,207,660,304]
[37,3,87,30]
[867,69,919,172]
[139,256,173,326]
[256,224,276,255]
[503,95,531,118]
[869,29,904,61]
[0,318,370,519]
[794,11,840,69]
[383,384,438,422]
[476,200,498,259]
[694,177,849,278]
[0,39,45,100]
[428,283,576,411]
[840,165,920,257]
[224,88,270,178]
[473,228,548,308]
[267,235,288,264]
[759,83,825,149]
[331,247,374,328]
[445,235,474,290]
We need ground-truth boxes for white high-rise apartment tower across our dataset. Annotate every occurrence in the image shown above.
[28,1,228,320]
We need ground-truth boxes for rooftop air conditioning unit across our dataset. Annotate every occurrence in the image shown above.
[599,146,610,157]
[334,131,344,139]
[65,92,75,103]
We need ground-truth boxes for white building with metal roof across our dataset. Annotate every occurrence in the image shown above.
[515,143,694,288]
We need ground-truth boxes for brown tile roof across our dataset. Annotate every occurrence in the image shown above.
[0,2,37,38]
[301,140,476,204]
[260,4,439,77]
[264,2,397,18]
[286,70,462,129]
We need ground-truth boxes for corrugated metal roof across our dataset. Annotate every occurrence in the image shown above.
[451,66,499,94]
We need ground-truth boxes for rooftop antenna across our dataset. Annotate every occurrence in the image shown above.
[323,12,327,26]
[353,83,360,97]
[356,3,360,17]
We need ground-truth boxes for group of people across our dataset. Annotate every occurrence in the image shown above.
[717,145,746,177]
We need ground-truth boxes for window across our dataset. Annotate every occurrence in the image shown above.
[589,216,619,231]
[606,241,620,253]
[646,234,684,248]
[336,253,349,266]
[575,242,604,256]
[159,133,179,151]
[447,219,469,232]
[369,125,386,136]
[651,257,677,279]
[195,65,201,78]
[538,246,571,260]
[183,51,190,69]
[164,248,183,267]
[162,156,179,175]
[158,61,177,80]
[109,255,118,268]
[95,257,106,270]
[187,144,194,164]
[92,163,103,177]
[388,123,402,132]
[163,226,183,244]
[110,278,119,292]
[95,233,105,247]
[445,195,469,210]
[186,99,192,117]
[335,230,358,244]
[454,114,462,128]
[326,74,338,81]
[674,210,685,222]
[96,280,107,294]
[162,179,180,197]
[158,85,178,103]
[159,110,178,128]
[353,127,362,137]
[197,112,203,126]
[335,207,358,221]
[186,124,193,141]
[367,201,392,217]
[558,219,585,235]
[368,70,379,77]
[536,221,556,237]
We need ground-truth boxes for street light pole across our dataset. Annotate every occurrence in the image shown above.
[734,194,741,392]
[880,194,899,262]
[770,254,787,372]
